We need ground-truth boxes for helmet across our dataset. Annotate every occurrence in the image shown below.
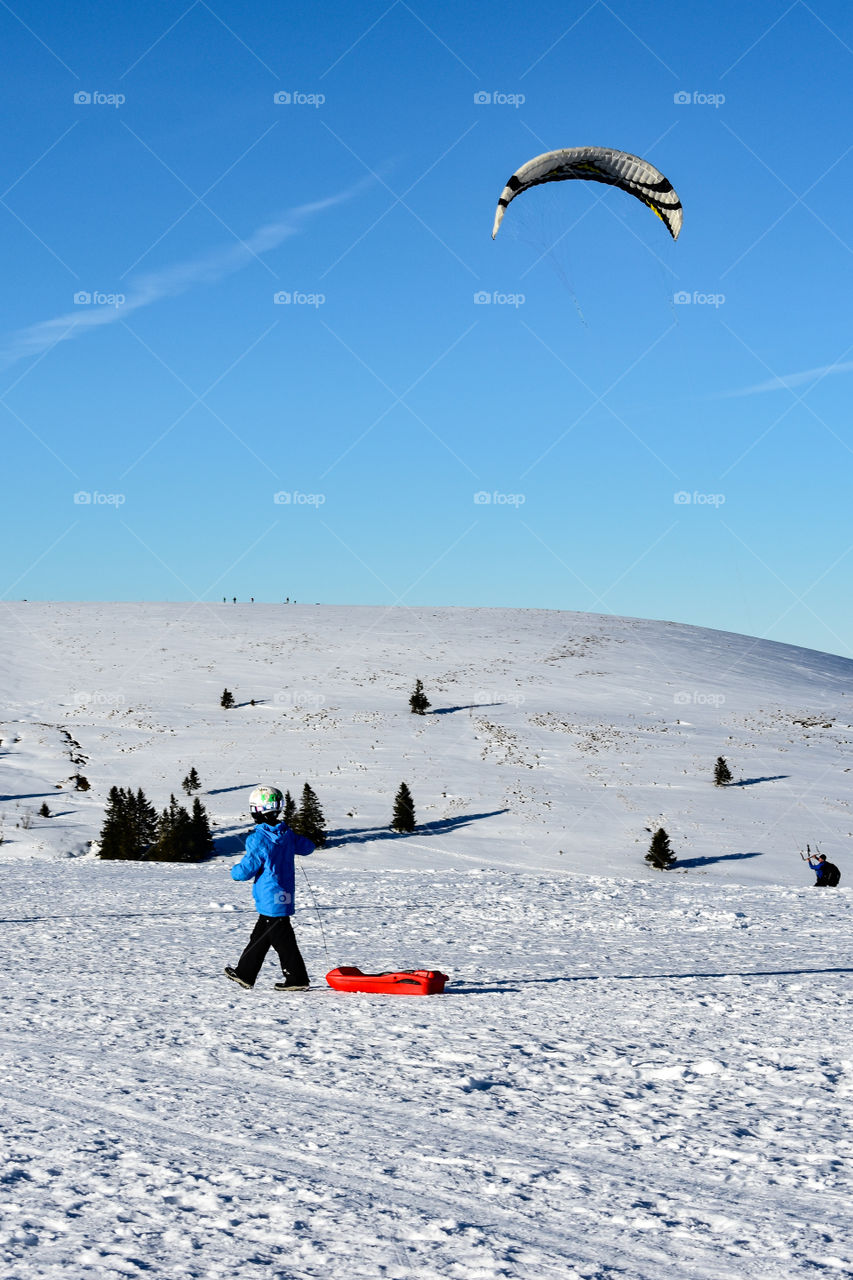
[249,785,284,824]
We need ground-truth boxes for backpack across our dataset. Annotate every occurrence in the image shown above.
[823,862,841,887]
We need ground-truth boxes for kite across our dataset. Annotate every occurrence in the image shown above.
[492,147,683,241]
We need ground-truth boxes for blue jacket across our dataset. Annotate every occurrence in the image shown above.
[808,857,827,883]
[231,822,314,916]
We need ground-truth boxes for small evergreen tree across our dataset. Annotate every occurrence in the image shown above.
[220,688,235,709]
[181,766,201,796]
[409,678,430,715]
[391,782,415,833]
[187,796,214,862]
[39,802,51,818]
[645,826,676,870]
[149,794,193,862]
[714,756,733,786]
[293,783,326,847]
[74,774,91,791]
[127,787,158,858]
[96,786,155,860]
[283,790,297,826]
[98,786,127,859]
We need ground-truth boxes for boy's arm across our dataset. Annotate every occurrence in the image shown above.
[290,831,316,859]
[231,844,264,881]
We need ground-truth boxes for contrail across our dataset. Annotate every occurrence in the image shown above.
[2,179,370,367]
[723,360,853,397]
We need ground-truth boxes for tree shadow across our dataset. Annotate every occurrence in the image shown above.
[449,964,853,993]
[212,828,249,856]
[426,702,503,716]
[207,785,247,796]
[729,775,789,787]
[676,850,763,869]
[0,791,58,802]
[234,700,266,709]
[445,984,522,995]
[325,808,509,848]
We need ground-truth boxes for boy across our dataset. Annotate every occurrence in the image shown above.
[225,786,315,990]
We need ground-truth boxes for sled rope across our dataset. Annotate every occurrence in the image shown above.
[299,862,331,966]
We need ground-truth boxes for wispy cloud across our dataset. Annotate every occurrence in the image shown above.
[724,361,853,397]
[2,181,368,368]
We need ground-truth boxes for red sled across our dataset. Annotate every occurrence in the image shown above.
[325,966,448,996]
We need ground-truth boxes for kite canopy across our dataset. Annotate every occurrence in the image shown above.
[491,146,683,241]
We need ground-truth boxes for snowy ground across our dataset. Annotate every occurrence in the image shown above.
[1,603,852,1277]
[1,860,851,1279]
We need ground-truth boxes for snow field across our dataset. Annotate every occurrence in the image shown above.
[1,860,851,1279]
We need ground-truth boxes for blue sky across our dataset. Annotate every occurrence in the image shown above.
[2,0,853,655]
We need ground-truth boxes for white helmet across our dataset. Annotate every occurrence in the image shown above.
[249,785,283,823]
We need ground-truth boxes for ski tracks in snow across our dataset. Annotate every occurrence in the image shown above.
[1,864,852,1279]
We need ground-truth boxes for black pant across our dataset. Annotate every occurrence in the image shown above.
[235,915,309,987]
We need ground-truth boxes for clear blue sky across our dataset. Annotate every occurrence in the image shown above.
[2,0,853,655]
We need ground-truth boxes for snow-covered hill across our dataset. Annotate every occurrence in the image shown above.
[2,603,852,1278]
[1,602,852,882]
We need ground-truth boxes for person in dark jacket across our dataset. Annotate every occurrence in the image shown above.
[225,786,315,991]
[808,853,841,887]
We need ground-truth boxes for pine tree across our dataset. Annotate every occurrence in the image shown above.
[98,786,128,859]
[283,790,297,826]
[39,802,51,818]
[181,766,201,796]
[714,756,733,786]
[645,826,676,870]
[150,794,193,862]
[150,797,175,862]
[409,678,430,715]
[127,787,158,858]
[391,782,415,833]
[220,688,235,709]
[293,783,326,847]
[187,797,214,862]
